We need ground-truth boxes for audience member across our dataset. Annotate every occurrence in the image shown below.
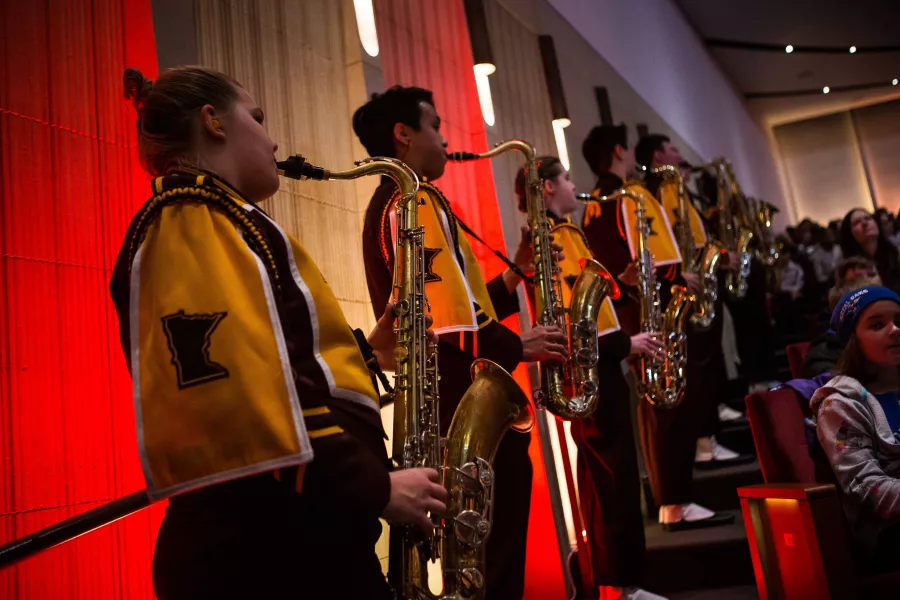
[804,275,882,378]
[840,208,900,292]
[811,286,900,569]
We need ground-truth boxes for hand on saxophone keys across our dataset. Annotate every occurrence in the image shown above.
[521,325,569,363]
[366,303,437,371]
[618,262,640,287]
[382,468,448,533]
[630,332,666,359]
[681,272,703,295]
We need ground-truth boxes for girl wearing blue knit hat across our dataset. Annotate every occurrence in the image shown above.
[811,285,900,569]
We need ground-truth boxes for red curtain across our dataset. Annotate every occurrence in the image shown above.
[0,1,161,598]
[372,1,566,596]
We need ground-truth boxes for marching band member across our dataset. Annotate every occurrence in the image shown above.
[353,85,566,600]
[635,134,748,469]
[581,125,733,531]
[113,67,446,600]
[515,156,666,600]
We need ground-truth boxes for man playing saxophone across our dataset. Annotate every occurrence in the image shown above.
[514,156,666,600]
[353,85,567,600]
[580,125,734,532]
[635,134,749,470]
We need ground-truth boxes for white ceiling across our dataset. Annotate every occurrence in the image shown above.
[675,0,900,126]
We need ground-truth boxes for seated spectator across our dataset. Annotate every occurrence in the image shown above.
[808,226,842,287]
[811,286,900,569]
[804,275,882,378]
[840,208,900,292]
[835,256,878,288]
[876,208,900,247]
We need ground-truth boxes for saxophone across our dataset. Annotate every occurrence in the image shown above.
[276,154,532,600]
[592,186,694,409]
[449,140,618,420]
[695,159,754,298]
[748,195,779,267]
[650,165,725,330]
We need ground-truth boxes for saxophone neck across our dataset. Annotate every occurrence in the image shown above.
[277,154,419,202]
[448,139,536,163]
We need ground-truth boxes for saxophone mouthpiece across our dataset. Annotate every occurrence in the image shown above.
[275,155,327,180]
[447,151,479,161]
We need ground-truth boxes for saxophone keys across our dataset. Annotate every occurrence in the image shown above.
[453,510,491,546]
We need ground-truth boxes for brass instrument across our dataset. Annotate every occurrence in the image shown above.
[650,165,725,330]
[450,141,618,420]
[694,159,754,298]
[748,195,779,267]
[277,154,532,599]
[592,186,693,408]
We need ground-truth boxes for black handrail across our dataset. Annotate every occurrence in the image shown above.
[0,490,152,570]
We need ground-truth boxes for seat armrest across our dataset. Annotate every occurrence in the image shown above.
[738,483,837,501]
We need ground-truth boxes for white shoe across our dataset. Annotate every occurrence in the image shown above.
[718,403,744,421]
[681,502,716,522]
[624,587,668,600]
[598,586,669,600]
[711,437,740,460]
[748,380,780,393]
[624,588,668,600]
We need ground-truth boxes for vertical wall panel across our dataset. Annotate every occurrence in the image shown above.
[852,99,900,213]
[0,0,164,598]
[194,0,378,333]
[774,112,874,224]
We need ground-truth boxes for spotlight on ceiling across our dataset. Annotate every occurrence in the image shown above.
[785,45,794,53]
[823,86,830,94]
[893,79,898,86]
[849,46,857,54]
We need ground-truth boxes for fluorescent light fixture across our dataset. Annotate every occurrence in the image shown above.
[823,86,830,94]
[474,63,496,127]
[785,45,794,53]
[353,0,379,57]
[552,118,571,171]
[849,46,857,54]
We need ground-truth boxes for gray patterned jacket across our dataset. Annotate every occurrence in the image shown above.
[811,375,900,555]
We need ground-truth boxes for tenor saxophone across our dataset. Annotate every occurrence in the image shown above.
[650,165,725,330]
[694,159,754,299]
[592,186,694,409]
[276,154,532,599]
[450,141,618,420]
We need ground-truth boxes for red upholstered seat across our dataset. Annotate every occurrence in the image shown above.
[785,341,810,380]
[741,387,900,598]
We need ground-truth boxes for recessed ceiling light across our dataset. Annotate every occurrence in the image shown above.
[849,46,857,54]
[785,45,794,53]
[823,86,830,94]
[893,79,898,86]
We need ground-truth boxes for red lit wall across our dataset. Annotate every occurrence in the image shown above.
[372,1,566,596]
[0,1,164,598]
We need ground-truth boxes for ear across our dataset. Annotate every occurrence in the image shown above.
[543,178,554,196]
[393,122,411,150]
[200,104,226,141]
[613,144,625,161]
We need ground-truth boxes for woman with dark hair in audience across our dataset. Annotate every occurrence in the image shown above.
[811,286,900,570]
[840,208,900,292]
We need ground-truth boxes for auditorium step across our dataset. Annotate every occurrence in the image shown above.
[643,509,756,595]
[692,460,762,512]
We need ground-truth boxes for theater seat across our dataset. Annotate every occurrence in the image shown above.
[739,387,900,599]
[785,341,810,380]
